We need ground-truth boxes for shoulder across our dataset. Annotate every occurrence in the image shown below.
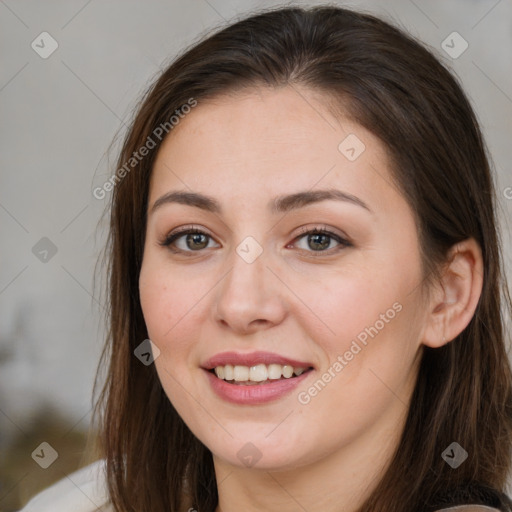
[18,459,112,512]
[434,507,501,511]
[427,482,512,512]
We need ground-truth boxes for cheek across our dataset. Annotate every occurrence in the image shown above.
[139,258,200,341]
[139,273,173,341]
[139,258,218,381]
[296,264,400,345]
[296,259,422,387]
[139,263,200,402]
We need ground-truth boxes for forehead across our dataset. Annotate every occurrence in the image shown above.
[149,86,398,215]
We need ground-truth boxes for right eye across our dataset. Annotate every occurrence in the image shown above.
[159,227,220,254]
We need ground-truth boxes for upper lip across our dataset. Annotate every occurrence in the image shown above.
[202,351,314,370]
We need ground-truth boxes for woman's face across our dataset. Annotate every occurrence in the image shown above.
[139,86,429,472]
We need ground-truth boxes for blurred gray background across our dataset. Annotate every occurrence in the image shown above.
[1,0,511,509]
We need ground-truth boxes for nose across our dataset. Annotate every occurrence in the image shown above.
[213,243,287,335]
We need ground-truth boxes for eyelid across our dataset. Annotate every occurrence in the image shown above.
[295,224,348,241]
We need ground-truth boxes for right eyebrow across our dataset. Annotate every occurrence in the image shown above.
[150,191,221,215]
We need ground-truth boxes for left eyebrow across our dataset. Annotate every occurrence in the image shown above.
[270,189,372,214]
[149,188,373,216]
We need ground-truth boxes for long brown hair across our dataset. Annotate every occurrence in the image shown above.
[92,5,512,512]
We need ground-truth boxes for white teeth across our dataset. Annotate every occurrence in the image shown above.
[267,364,282,380]
[224,364,234,380]
[249,364,268,382]
[233,365,249,381]
[282,365,293,378]
[212,363,309,382]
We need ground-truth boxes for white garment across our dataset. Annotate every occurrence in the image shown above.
[18,459,113,512]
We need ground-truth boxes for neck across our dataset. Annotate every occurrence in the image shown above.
[212,397,409,512]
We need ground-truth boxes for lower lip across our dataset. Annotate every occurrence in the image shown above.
[203,368,313,405]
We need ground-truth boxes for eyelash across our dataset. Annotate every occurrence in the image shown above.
[159,224,352,257]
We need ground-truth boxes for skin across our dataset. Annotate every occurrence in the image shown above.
[138,85,483,512]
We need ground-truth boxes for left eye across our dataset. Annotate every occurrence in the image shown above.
[293,229,344,252]
[289,227,351,255]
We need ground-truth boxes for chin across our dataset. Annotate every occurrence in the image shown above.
[216,449,308,472]
[204,430,314,471]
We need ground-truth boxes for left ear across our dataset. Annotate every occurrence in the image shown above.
[421,237,484,348]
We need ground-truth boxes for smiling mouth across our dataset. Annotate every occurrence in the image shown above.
[208,364,314,385]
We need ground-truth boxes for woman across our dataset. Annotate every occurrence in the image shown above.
[20,5,512,512]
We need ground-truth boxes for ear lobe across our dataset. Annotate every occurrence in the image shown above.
[421,238,484,349]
